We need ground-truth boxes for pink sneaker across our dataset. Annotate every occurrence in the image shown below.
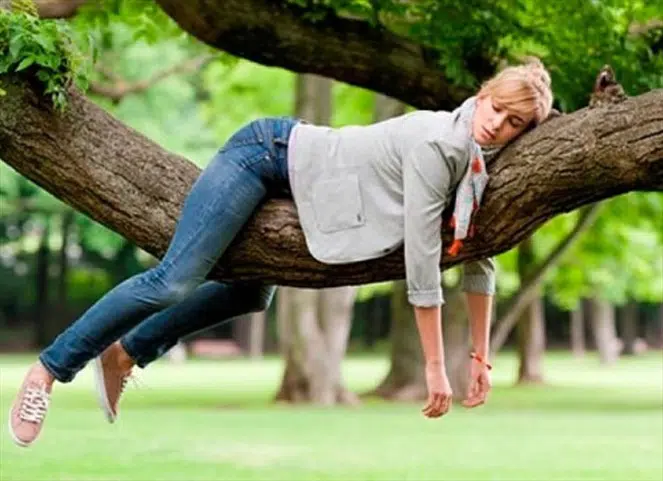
[9,363,53,447]
[93,343,133,423]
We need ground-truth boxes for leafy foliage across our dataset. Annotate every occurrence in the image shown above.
[0,9,88,111]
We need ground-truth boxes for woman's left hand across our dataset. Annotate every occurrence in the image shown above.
[462,357,492,408]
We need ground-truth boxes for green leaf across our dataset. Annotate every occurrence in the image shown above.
[15,56,34,71]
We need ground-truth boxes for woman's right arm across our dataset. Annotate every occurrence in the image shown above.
[403,141,458,417]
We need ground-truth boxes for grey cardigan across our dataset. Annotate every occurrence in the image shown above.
[287,97,495,307]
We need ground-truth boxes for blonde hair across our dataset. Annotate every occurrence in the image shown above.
[478,57,554,125]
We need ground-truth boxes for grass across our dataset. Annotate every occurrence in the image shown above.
[0,351,662,481]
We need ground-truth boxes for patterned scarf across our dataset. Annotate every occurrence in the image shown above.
[446,138,489,256]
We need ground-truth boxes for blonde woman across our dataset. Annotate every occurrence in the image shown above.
[10,58,553,447]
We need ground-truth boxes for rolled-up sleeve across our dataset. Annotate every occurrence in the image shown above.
[403,142,453,307]
[463,257,496,295]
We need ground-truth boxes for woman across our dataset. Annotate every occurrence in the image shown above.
[10,58,553,447]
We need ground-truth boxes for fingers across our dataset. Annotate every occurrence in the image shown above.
[463,374,491,408]
[422,392,452,418]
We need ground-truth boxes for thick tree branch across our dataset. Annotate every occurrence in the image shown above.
[154,0,476,110]
[89,54,216,102]
[0,76,661,288]
[35,0,87,18]
[489,204,602,354]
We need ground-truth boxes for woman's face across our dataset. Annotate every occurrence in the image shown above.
[472,94,535,147]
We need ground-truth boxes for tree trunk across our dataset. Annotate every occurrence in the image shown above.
[274,287,358,404]
[33,221,50,347]
[274,73,358,405]
[570,301,586,357]
[370,280,426,401]
[645,304,663,349]
[618,301,639,356]
[516,296,546,383]
[588,298,620,364]
[516,237,546,384]
[442,287,471,401]
[1,77,661,288]
[490,204,601,353]
[247,311,266,359]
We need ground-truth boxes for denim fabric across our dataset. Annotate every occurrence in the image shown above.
[40,117,298,382]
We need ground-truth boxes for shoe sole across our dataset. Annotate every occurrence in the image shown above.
[93,357,117,424]
[7,408,31,448]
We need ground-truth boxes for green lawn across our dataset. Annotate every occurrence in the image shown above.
[1,351,661,481]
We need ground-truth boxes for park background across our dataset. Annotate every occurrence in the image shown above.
[0,1,662,480]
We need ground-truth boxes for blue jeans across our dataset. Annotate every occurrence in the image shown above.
[40,117,298,382]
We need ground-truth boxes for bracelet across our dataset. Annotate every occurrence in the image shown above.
[470,352,493,370]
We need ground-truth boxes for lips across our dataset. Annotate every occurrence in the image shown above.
[482,126,495,141]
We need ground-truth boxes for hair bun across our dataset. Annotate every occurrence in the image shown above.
[521,56,551,88]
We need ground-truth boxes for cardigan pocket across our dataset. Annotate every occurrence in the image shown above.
[312,173,366,233]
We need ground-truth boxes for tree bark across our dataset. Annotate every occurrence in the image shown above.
[35,0,87,18]
[515,238,546,384]
[618,301,639,356]
[570,301,586,357]
[588,298,620,365]
[0,78,662,288]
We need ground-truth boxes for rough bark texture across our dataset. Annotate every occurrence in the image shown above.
[154,0,474,111]
[0,77,662,287]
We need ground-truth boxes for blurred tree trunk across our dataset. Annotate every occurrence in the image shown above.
[371,281,469,401]
[588,298,620,364]
[570,301,586,357]
[248,311,266,358]
[618,301,639,356]
[57,210,74,306]
[645,304,663,348]
[274,74,358,405]
[490,204,600,354]
[275,286,357,404]
[442,287,471,400]
[33,221,50,347]
[371,280,425,400]
[368,94,424,401]
[516,237,546,384]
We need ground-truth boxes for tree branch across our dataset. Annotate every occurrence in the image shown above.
[88,54,216,102]
[0,76,661,288]
[154,0,477,110]
[489,204,603,354]
[35,0,87,18]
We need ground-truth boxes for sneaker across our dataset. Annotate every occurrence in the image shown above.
[9,363,53,447]
[93,344,132,423]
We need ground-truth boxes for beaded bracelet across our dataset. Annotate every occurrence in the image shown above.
[470,352,493,370]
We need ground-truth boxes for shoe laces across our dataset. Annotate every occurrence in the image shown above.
[19,381,50,424]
